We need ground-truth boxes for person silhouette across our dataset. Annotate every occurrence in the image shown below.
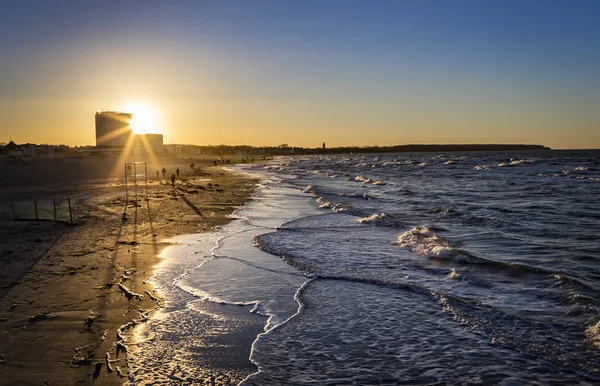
[156,170,160,180]
[161,167,166,178]
[171,174,176,187]
[176,168,180,178]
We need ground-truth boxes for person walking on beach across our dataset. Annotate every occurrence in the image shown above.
[176,168,180,178]
[156,170,160,180]
[161,167,166,178]
[171,174,176,187]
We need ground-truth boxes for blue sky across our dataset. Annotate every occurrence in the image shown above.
[1,0,599,148]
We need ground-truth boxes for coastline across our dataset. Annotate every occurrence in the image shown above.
[0,157,258,385]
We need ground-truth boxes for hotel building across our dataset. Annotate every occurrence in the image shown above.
[94,111,164,153]
[95,111,133,148]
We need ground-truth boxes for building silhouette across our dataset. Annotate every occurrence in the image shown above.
[94,111,164,153]
[95,111,132,148]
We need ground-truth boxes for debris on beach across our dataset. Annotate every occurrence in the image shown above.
[105,351,119,372]
[121,268,136,282]
[71,343,97,367]
[29,311,49,322]
[118,283,143,301]
[85,310,99,329]
[145,290,163,306]
[116,341,127,356]
[115,366,127,377]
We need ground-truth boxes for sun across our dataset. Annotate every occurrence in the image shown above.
[126,102,162,135]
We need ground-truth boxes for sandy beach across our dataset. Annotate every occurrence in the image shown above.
[0,155,259,385]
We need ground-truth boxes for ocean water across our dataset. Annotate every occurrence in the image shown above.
[130,150,600,385]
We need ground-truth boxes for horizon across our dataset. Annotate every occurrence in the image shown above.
[1,1,599,149]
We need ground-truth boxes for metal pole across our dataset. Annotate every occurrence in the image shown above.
[125,164,129,202]
[134,164,138,205]
[145,162,148,201]
[53,199,57,221]
[34,199,39,220]
[68,198,73,224]
[9,198,16,220]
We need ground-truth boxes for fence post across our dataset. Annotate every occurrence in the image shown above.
[145,162,149,201]
[34,199,39,220]
[125,164,129,202]
[53,199,57,221]
[134,164,138,205]
[68,198,73,224]
[9,198,16,220]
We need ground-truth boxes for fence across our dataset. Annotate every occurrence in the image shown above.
[0,198,74,224]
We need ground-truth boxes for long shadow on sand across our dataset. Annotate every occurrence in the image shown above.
[173,187,203,217]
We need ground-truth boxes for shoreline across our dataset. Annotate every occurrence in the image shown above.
[0,158,258,384]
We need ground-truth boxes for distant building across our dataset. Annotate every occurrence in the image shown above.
[95,111,133,148]
[132,134,164,154]
[164,144,183,156]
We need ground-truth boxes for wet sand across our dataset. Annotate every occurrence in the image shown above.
[0,155,260,385]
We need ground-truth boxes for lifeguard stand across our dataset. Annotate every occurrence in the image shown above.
[124,162,149,203]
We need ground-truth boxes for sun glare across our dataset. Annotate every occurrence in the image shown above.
[126,102,162,135]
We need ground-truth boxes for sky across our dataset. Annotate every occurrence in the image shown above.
[0,0,599,149]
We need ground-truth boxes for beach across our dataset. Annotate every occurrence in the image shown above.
[2,151,600,385]
[0,155,258,385]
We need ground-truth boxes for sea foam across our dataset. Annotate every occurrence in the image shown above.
[395,226,453,258]
[357,213,387,224]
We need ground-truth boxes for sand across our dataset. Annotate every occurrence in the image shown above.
[0,155,260,385]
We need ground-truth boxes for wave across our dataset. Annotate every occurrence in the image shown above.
[357,213,387,224]
[349,175,386,185]
[315,196,350,212]
[395,226,455,259]
[497,158,539,167]
[393,228,596,287]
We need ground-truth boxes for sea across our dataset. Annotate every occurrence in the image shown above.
[129,150,600,385]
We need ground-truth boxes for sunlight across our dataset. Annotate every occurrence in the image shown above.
[126,102,162,135]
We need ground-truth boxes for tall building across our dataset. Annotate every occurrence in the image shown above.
[95,111,133,148]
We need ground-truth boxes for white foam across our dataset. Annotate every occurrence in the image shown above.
[303,184,314,193]
[498,159,535,167]
[586,320,600,348]
[316,196,348,212]
[449,268,462,280]
[350,175,386,185]
[395,226,453,258]
[357,213,386,224]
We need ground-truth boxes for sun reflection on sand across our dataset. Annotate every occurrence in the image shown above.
[109,134,162,183]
